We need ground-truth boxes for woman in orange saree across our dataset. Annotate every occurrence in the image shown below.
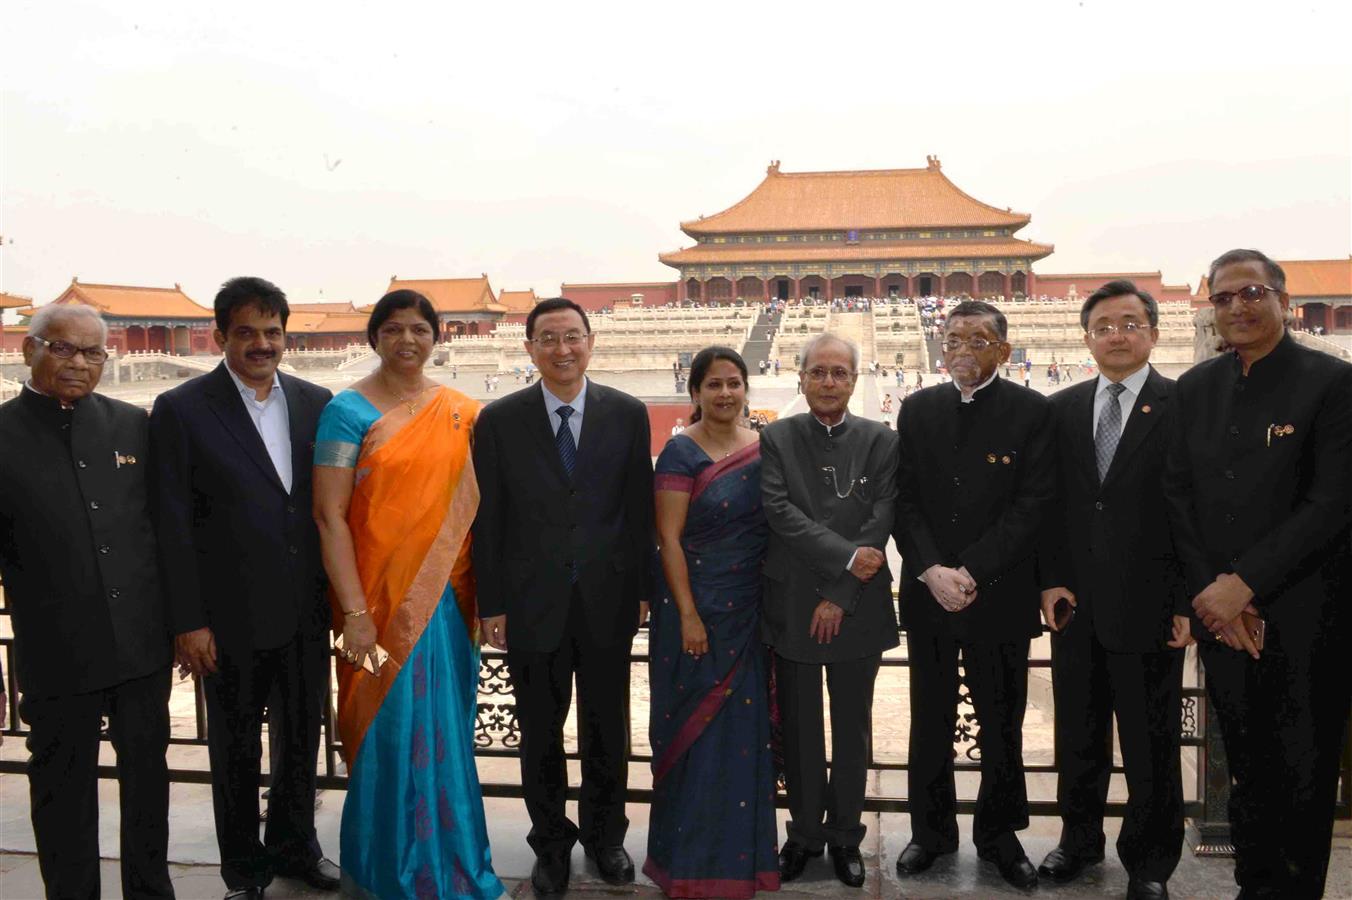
[314,291,503,899]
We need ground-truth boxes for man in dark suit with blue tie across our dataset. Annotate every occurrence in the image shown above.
[473,297,654,896]
[1037,281,1190,900]
[150,277,339,900]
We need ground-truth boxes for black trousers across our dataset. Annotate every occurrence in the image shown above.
[506,592,632,857]
[20,667,173,900]
[1050,624,1184,881]
[1200,639,1352,899]
[202,630,327,890]
[907,633,1030,854]
[775,652,881,850]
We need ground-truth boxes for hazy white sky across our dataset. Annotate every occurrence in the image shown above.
[3,0,1349,311]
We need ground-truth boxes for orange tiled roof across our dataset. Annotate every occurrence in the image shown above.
[48,278,213,319]
[287,311,371,334]
[497,289,539,314]
[1195,257,1352,303]
[382,276,500,314]
[0,291,33,309]
[681,159,1030,236]
[659,237,1053,267]
[1282,258,1352,298]
[1033,271,1162,282]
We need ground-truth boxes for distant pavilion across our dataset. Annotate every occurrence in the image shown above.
[24,279,214,354]
[659,157,1054,303]
[382,275,507,339]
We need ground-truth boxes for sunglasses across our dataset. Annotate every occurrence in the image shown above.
[1208,284,1279,308]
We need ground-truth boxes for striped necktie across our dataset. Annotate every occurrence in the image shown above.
[555,405,577,477]
[1094,382,1127,483]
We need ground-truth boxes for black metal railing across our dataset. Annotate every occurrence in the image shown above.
[1,590,1347,857]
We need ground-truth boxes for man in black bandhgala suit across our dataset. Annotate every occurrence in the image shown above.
[1165,249,1352,900]
[0,303,174,900]
[892,300,1056,891]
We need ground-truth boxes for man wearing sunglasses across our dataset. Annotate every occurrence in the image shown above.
[0,303,174,899]
[1037,280,1189,899]
[1165,249,1352,899]
[892,300,1056,890]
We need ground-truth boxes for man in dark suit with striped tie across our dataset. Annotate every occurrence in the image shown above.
[1038,281,1189,900]
[472,297,655,896]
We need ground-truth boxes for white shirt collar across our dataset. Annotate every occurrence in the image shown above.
[812,409,848,435]
[224,361,282,401]
[1097,363,1151,399]
[542,378,588,417]
[955,369,999,403]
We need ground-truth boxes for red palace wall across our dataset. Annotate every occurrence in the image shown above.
[560,282,680,312]
[645,402,695,457]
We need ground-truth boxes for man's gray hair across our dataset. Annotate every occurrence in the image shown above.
[800,333,860,373]
[29,302,109,343]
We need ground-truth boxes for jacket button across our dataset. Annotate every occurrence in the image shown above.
[1224,470,1235,480]
[1235,383,1245,392]
[1095,501,1104,510]
[286,504,296,514]
[1226,514,1236,524]
[952,476,960,485]
[99,544,110,554]
[108,588,121,599]
[89,500,100,510]
[1228,425,1239,436]
[77,460,88,468]
[950,514,959,523]
[569,489,577,497]
[288,545,298,555]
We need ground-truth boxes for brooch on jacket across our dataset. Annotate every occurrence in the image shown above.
[114,450,138,468]
[1266,423,1295,447]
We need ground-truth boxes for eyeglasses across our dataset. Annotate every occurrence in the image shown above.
[1087,321,1150,340]
[530,331,589,349]
[1209,284,1279,307]
[804,366,855,383]
[33,337,109,364]
[941,336,1000,352]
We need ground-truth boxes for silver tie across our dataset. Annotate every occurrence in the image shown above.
[1094,383,1127,483]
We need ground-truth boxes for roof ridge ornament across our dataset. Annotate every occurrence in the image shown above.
[767,159,781,175]
[926,155,942,171]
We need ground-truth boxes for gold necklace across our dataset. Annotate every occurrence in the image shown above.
[383,377,429,415]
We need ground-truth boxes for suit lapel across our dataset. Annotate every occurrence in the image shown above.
[524,382,571,485]
[203,364,286,493]
[1101,368,1166,488]
[282,373,308,497]
[573,381,605,485]
[1072,381,1100,489]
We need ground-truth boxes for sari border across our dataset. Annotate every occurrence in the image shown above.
[641,858,780,899]
[652,652,746,785]
[689,441,759,505]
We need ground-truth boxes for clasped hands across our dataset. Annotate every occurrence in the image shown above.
[807,546,887,645]
[1193,572,1261,660]
[924,564,978,612]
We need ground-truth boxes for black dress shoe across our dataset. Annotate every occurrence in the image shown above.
[583,845,634,885]
[277,857,340,891]
[1127,877,1169,899]
[828,845,866,888]
[531,852,571,895]
[777,841,824,882]
[1037,845,1105,883]
[895,841,942,876]
[979,847,1039,890]
[223,889,264,900]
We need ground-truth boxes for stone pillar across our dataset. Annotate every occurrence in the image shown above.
[677,279,688,303]
[1004,272,1013,299]
[794,278,801,302]
[873,276,881,298]
[763,278,771,303]
[939,274,947,297]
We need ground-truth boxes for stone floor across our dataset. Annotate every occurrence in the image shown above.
[2,769,1349,899]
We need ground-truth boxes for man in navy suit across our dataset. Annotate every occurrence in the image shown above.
[150,277,338,900]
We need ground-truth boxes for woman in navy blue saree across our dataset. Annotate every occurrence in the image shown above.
[645,348,780,899]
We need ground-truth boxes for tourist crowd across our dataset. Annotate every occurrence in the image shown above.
[0,248,1348,900]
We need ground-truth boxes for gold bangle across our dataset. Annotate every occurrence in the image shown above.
[343,609,368,619]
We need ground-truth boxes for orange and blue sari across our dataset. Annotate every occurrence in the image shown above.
[315,387,503,900]
[645,435,780,899]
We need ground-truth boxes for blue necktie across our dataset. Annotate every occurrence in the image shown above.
[555,405,577,477]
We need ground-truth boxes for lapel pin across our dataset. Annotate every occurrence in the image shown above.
[986,453,997,463]
[1266,423,1296,446]
[1001,455,1012,465]
[453,411,462,430]
[114,451,137,468]
[1141,405,1152,414]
